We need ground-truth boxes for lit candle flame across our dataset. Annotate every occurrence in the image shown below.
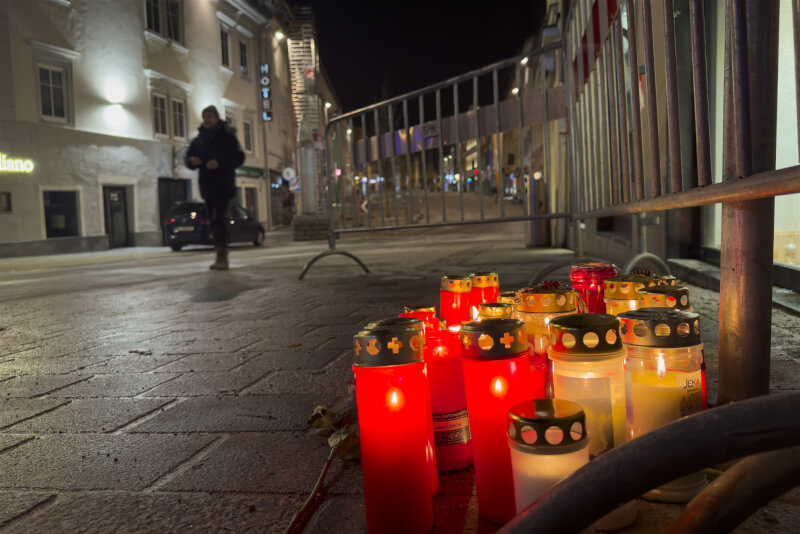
[657,353,666,378]
[472,306,480,321]
[386,388,404,410]
[448,325,461,333]
[390,391,399,405]
[492,376,507,396]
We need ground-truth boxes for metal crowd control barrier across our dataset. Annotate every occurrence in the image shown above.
[299,36,572,280]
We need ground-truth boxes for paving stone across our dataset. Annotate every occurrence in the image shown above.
[244,352,353,405]
[305,496,367,534]
[130,395,317,432]
[0,434,214,490]
[0,375,92,398]
[160,431,359,494]
[141,370,266,397]
[0,355,114,375]
[240,347,346,370]
[164,338,264,354]
[0,435,34,452]
[46,373,181,398]
[83,352,187,373]
[0,492,55,528]
[0,399,69,430]
[5,398,170,433]
[4,491,304,533]
[243,331,339,353]
[155,352,257,373]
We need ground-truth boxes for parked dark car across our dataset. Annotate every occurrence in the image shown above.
[164,201,265,251]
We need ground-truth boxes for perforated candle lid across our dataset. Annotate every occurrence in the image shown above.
[479,302,513,319]
[659,275,679,286]
[367,316,424,333]
[507,399,588,453]
[471,272,499,288]
[603,274,660,299]
[619,308,702,348]
[548,313,623,359]
[460,318,528,359]
[441,274,472,293]
[354,324,424,367]
[516,284,577,313]
[638,285,692,310]
[498,291,518,306]
[403,305,437,313]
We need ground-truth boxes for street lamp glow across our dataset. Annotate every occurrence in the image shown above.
[325,102,332,109]
[512,87,519,95]
[347,128,353,135]
[275,31,284,40]
[521,56,529,66]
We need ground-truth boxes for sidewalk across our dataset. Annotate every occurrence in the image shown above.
[0,224,798,532]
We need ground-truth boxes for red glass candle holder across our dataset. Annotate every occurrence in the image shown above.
[425,329,473,471]
[471,272,500,308]
[353,324,433,534]
[440,274,472,327]
[367,317,438,495]
[460,318,537,524]
[400,305,442,333]
[569,262,618,313]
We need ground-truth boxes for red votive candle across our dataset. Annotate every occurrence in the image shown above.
[426,328,473,471]
[353,324,433,534]
[368,317,438,496]
[400,305,441,333]
[569,262,619,313]
[460,318,535,524]
[471,272,500,308]
[440,274,472,327]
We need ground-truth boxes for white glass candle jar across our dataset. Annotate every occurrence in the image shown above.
[638,285,692,311]
[507,399,589,514]
[603,273,660,316]
[619,308,707,503]
[548,314,636,530]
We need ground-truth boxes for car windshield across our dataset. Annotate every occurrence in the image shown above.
[169,203,206,217]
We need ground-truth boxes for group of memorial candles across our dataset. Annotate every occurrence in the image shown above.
[353,264,707,533]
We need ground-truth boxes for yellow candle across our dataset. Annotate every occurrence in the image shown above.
[627,365,702,439]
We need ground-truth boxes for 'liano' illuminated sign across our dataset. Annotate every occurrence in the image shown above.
[0,153,34,173]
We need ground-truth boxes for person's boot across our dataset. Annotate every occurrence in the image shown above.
[210,248,229,270]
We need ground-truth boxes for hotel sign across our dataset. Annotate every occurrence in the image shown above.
[0,153,34,173]
[260,63,272,122]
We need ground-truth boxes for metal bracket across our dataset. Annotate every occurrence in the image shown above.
[298,249,370,280]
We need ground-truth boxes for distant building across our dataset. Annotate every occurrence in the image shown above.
[0,0,296,256]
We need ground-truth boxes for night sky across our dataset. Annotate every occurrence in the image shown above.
[304,1,546,112]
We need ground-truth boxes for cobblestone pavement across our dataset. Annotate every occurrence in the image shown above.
[0,225,798,533]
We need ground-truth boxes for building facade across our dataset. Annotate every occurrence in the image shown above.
[0,0,297,257]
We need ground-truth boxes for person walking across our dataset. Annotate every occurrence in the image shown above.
[185,105,245,270]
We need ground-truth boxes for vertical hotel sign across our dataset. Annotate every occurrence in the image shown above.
[260,64,272,121]
[0,153,34,173]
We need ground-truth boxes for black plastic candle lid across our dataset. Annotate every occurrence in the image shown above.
[354,324,424,367]
[460,318,528,359]
[618,308,702,348]
[366,316,424,333]
[441,274,472,293]
[508,399,588,453]
[549,313,624,357]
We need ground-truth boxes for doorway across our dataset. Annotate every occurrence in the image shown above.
[103,186,129,248]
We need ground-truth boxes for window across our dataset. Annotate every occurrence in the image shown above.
[145,0,160,33]
[243,120,253,153]
[165,0,181,42]
[43,190,80,238]
[39,65,67,121]
[239,40,248,76]
[220,26,230,67]
[0,192,10,213]
[225,107,236,128]
[171,99,186,139]
[152,93,168,136]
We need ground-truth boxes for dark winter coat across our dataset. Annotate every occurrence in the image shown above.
[185,122,245,200]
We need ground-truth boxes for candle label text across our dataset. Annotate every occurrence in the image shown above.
[433,409,471,446]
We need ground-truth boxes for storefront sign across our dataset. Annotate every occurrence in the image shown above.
[260,63,272,122]
[0,153,34,173]
[236,166,265,179]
